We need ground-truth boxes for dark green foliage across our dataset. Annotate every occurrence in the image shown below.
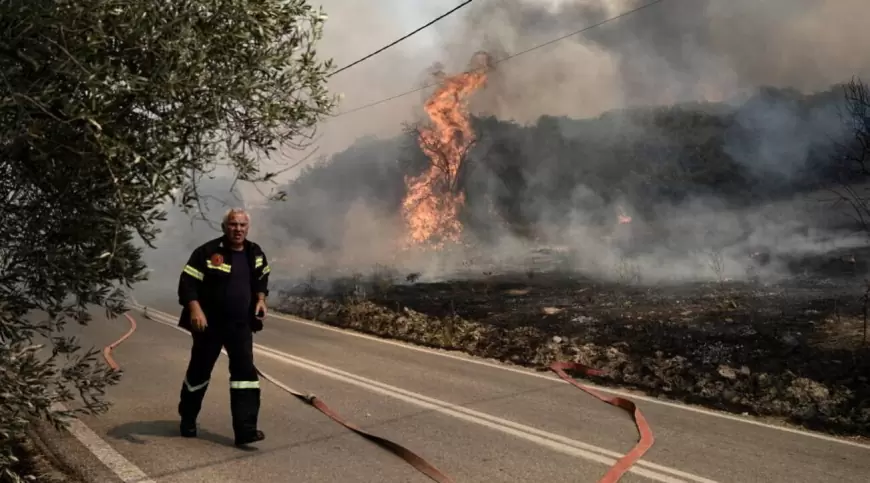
[0,0,334,479]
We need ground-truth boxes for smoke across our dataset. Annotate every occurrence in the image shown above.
[444,0,870,120]
[297,0,461,164]
[134,0,440,299]
[414,0,870,284]
[136,175,246,300]
[135,0,870,300]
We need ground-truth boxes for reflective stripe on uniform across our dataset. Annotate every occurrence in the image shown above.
[206,260,232,272]
[183,265,204,281]
[259,265,270,279]
[183,378,209,392]
[254,256,264,268]
[229,380,260,390]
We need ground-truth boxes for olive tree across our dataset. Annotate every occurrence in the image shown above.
[0,0,335,479]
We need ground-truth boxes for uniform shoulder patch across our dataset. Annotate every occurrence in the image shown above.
[210,253,224,266]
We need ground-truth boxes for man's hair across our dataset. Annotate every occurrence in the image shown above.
[221,207,250,227]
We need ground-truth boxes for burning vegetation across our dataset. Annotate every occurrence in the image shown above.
[401,53,491,248]
[268,67,870,439]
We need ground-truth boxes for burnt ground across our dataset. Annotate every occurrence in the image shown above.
[277,268,870,439]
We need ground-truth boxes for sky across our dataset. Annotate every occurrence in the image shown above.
[286,2,482,146]
[313,1,457,135]
[248,0,463,194]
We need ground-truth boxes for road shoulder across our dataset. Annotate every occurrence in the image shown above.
[29,421,125,483]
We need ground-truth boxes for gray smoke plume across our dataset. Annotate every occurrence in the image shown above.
[135,0,870,299]
[445,0,870,120]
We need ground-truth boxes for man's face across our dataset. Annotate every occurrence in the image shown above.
[223,213,249,245]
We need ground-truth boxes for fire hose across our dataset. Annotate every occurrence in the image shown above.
[102,310,653,483]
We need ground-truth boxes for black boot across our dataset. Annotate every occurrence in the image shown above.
[180,418,198,438]
[234,430,266,447]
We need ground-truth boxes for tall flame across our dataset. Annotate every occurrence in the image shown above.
[401,57,489,248]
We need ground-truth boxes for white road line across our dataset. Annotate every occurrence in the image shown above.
[138,306,717,483]
[265,310,870,450]
[51,402,155,483]
[254,345,714,483]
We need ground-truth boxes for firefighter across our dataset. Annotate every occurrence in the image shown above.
[175,207,271,447]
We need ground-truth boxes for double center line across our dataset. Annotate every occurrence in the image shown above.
[134,304,717,483]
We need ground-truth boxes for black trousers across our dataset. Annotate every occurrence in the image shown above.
[177,321,260,436]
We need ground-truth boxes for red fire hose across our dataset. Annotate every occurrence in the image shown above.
[102,311,653,482]
[549,361,655,483]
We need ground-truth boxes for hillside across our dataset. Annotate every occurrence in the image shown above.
[268,84,859,254]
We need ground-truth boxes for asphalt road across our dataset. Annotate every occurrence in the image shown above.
[39,296,870,483]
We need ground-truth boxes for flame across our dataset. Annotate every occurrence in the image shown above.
[401,57,489,248]
[617,205,632,224]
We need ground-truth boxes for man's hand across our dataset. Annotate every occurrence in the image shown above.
[189,301,207,332]
[254,296,267,320]
[252,296,267,333]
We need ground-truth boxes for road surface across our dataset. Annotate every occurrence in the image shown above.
[39,297,870,483]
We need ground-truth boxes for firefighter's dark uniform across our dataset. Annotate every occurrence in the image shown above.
[175,235,271,444]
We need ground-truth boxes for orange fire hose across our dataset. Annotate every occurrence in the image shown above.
[102,311,654,482]
[102,313,138,372]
